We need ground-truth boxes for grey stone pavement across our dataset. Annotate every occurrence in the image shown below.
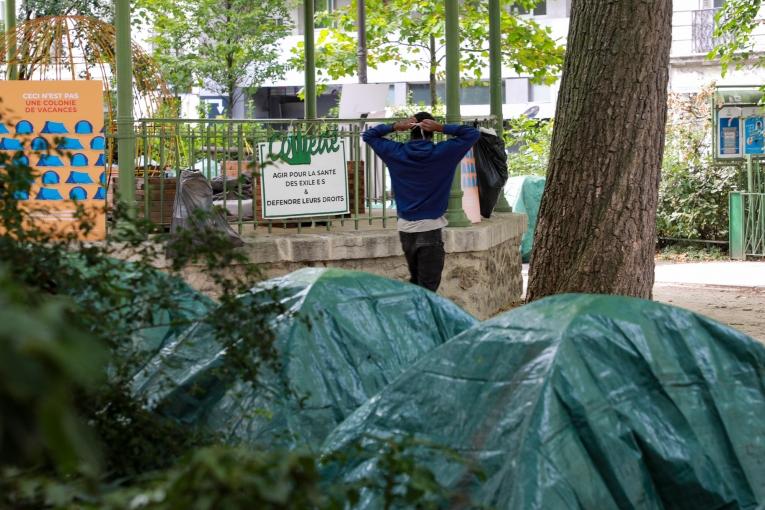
[521,261,765,341]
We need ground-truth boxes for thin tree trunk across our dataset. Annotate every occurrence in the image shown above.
[526,0,672,301]
[357,0,368,84]
[429,34,437,108]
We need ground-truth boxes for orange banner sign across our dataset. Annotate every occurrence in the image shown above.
[1,80,106,239]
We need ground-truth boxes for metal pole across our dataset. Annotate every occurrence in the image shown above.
[444,0,470,227]
[304,0,317,119]
[489,0,512,213]
[5,0,17,79]
[115,0,135,212]
[357,0,368,84]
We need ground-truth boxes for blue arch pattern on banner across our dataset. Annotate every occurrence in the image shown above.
[69,186,87,200]
[58,137,84,150]
[13,155,29,166]
[13,190,29,200]
[0,138,24,150]
[90,136,105,150]
[66,171,94,184]
[95,153,106,166]
[31,137,49,150]
[70,153,89,167]
[75,120,93,134]
[36,188,64,200]
[38,155,65,166]
[0,124,9,134]
[42,121,68,134]
[42,171,60,184]
[94,187,106,200]
[15,121,33,134]
[99,171,106,185]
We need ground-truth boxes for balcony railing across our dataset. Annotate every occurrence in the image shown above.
[692,8,727,54]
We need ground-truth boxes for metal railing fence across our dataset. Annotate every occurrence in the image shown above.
[105,117,496,234]
[729,158,765,258]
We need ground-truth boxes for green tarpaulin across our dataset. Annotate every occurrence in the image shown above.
[324,294,765,509]
[64,256,215,369]
[505,175,545,262]
[134,268,476,450]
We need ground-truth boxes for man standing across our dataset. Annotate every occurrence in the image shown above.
[362,112,479,291]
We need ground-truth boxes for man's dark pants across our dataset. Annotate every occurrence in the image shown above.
[399,228,445,292]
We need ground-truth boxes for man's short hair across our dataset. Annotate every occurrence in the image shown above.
[411,111,435,141]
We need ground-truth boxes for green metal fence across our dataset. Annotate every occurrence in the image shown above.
[729,156,765,258]
[106,117,494,234]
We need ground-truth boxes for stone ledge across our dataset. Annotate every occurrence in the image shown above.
[240,212,527,264]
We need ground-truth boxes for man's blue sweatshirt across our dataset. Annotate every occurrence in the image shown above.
[362,123,480,221]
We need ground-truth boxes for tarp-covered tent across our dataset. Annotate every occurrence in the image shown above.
[63,255,215,369]
[505,175,545,262]
[324,294,765,509]
[134,268,477,449]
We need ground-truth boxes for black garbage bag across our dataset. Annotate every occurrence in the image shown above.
[474,128,509,218]
[170,170,244,248]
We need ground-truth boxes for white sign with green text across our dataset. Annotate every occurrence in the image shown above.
[258,132,348,219]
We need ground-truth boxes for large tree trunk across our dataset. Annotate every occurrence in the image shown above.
[526,0,672,302]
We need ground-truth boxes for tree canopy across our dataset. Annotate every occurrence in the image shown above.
[291,0,564,106]
[711,0,765,76]
[18,0,112,20]
[136,0,292,117]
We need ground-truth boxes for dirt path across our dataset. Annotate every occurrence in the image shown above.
[522,261,765,342]
[653,283,765,342]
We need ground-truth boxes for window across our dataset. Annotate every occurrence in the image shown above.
[409,83,445,105]
[529,83,551,102]
[713,0,724,7]
[510,0,547,17]
[299,0,351,33]
[407,82,506,106]
[386,85,396,107]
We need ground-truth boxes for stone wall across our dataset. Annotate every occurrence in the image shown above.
[181,213,527,320]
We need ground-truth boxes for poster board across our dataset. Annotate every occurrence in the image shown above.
[0,81,106,239]
[744,116,765,155]
[718,106,742,159]
[713,87,765,162]
[258,132,349,219]
[339,83,389,119]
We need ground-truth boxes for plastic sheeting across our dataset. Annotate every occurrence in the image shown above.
[323,294,765,509]
[505,175,545,262]
[63,256,215,368]
[134,268,477,450]
[171,170,243,248]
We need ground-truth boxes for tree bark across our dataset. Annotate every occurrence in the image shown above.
[357,0,368,84]
[429,34,438,107]
[526,0,672,302]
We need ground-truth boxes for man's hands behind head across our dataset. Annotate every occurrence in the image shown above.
[417,119,443,133]
[392,117,443,133]
[393,117,417,131]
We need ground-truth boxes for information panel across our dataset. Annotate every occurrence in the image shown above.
[718,107,741,159]
[745,116,765,155]
[0,80,105,239]
[258,132,348,219]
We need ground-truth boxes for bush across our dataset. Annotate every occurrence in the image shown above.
[657,89,743,241]
[504,116,552,177]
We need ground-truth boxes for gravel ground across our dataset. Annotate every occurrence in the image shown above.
[653,283,765,342]
[521,261,765,342]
